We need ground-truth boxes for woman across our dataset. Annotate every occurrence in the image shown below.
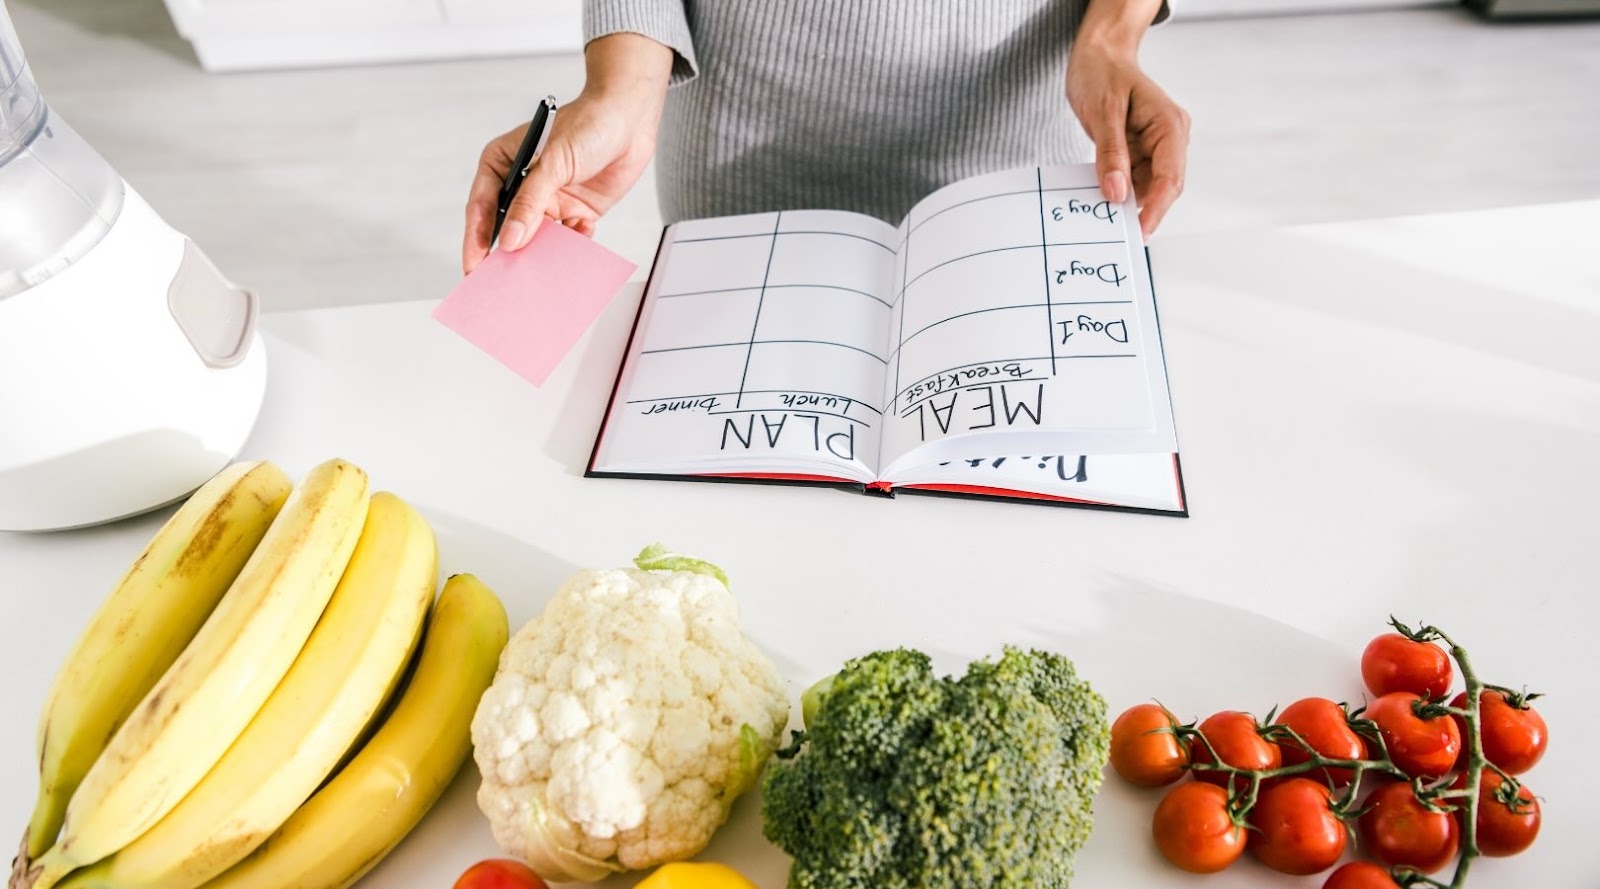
[463,0,1189,273]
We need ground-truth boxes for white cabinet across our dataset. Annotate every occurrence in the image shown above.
[162,0,583,72]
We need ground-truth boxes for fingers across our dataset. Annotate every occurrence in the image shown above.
[1089,96,1134,205]
[462,129,524,274]
[462,162,506,274]
[463,90,660,270]
[498,139,576,253]
[461,122,574,272]
[1136,109,1190,238]
[1137,169,1182,239]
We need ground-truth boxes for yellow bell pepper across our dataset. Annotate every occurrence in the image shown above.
[635,862,759,889]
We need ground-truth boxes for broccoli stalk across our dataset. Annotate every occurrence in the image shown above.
[761,647,1110,889]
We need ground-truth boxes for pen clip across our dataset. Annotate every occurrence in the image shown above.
[524,96,558,174]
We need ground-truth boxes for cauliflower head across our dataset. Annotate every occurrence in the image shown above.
[471,546,790,882]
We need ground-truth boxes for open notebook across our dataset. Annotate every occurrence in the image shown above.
[587,164,1186,515]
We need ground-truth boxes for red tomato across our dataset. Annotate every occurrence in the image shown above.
[1449,690,1548,775]
[1363,692,1461,779]
[1361,633,1453,698]
[1451,769,1541,857]
[1246,777,1347,875]
[453,859,550,889]
[1276,697,1368,786]
[1151,781,1247,874]
[1322,861,1401,889]
[1190,711,1281,792]
[1357,781,1460,873]
[1110,703,1190,787]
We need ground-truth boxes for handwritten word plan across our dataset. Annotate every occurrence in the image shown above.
[589,164,1185,513]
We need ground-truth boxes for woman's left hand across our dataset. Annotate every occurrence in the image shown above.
[1066,37,1190,238]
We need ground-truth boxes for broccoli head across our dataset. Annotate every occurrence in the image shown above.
[760,647,1109,889]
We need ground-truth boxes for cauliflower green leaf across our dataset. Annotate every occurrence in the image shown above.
[634,543,730,588]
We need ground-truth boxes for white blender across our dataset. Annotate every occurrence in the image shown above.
[0,2,268,532]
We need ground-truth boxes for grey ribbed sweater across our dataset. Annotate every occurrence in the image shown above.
[584,0,1168,225]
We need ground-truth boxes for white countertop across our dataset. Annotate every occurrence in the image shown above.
[5,201,1598,888]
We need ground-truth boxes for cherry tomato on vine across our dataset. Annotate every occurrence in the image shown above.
[1110,703,1190,787]
[1451,769,1541,857]
[1246,777,1347,875]
[453,860,550,889]
[1361,632,1453,698]
[1363,692,1461,779]
[1190,711,1281,792]
[1275,697,1367,786]
[1151,781,1247,874]
[1357,780,1460,873]
[1322,861,1401,889]
[1449,689,1547,775]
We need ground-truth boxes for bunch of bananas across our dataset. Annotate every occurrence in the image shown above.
[11,458,511,889]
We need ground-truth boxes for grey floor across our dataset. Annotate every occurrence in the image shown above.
[12,0,1600,312]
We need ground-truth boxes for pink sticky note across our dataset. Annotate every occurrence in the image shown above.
[433,220,637,386]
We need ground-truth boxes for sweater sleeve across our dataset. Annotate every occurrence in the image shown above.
[583,0,699,85]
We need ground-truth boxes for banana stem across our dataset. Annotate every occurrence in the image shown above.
[10,846,69,889]
[10,831,30,889]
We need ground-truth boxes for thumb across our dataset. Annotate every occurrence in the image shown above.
[1089,98,1133,205]
[500,144,572,251]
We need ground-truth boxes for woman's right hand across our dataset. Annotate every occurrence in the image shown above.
[462,34,675,274]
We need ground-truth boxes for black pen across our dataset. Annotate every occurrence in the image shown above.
[491,95,559,246]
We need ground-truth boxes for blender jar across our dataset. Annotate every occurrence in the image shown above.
[0,0,125,299]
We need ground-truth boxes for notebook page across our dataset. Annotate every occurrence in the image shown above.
[591,210,898,480]
[878,165,1178,478]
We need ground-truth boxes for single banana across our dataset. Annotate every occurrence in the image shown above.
[199,573,510,889]
[58,492,438,889]
[23,461,294,861]
[20,458,370,889]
